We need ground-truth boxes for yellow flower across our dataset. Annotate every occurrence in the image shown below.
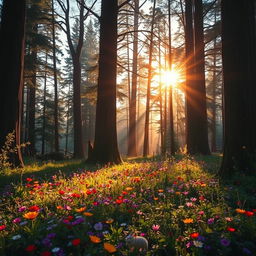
[125,187,133,191]
[75,207,86,213]
[23,211,39,220]
[84,212,93,216]
[183,218,193,224]
[104,242,117,253]
[236,208,245,214]
[89,235,101,243]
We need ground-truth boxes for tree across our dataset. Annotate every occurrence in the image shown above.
[0,0,26,167]
[185,0,210,155]
[219,0,256,176]
[87,0,122,164]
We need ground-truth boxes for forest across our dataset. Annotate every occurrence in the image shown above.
[0,0,256,255]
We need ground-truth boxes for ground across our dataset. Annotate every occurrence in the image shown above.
[0,155,255,255]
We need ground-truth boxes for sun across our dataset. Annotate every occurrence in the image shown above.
[161,69,180,87]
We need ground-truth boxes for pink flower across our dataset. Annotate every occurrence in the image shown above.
[198,211,204,215]
[152,224,160,231]
[0,225,6,231]
[186,202,193,207]
[13,218,21,224]
[18,206,26,212]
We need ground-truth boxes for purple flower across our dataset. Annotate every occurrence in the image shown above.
[42,238,52,247]
[220,238,230,247]
[94,222,103,231]
[72,217,85,226]
[186,241,193,248]
[47,233,56,239]
[13,218,21,224]
[18,206,26,212]
[207,218,214,224]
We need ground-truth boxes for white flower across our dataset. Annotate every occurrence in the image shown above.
[12,235,21,240]
[120,223,127,227]
[52,247,60,253]
[102,231,109,235]
[19,221,28,226]
[193,241,203,248]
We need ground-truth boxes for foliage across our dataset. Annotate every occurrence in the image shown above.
[0,156,255,255]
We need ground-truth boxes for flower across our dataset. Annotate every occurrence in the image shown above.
[94,222,103,231]
[207,218,214,224]
[190,232,199,239]
[0,225,6,231]
[52,247,60,253]
[72,238,81,246]
[236,208,245,214]
[104,242,117,253]
[13,218,21,224]
[18,206,26,212]
[12,234,21,240]
[75,207,86,213]
[220,238,230,246]
[84,212,93,216]
[23,211,39,220]
[41,251,51,256]
[29,205,40,212]
[25,244,37,252]
[105,218,114,224]
[193,240,203,248]
[183,218,193,224]
[244,211,254,217]
[89,235,101,243]
[227,227,236,232]
[152,224,160,231]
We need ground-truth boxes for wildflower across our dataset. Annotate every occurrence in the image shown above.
[236,208,245,214]
[190,197,197,202]
[20,221,28,226]
[225,217,232,222]
[190,232,199,239]
[183,218,193,224]
[89,235,101,243]
[207,218,214,224]
[75,207,86,213]
[29,205,40,212]
[186,241,193,248]
[12,234,21,240]
[18,206,26,212]
[25,244,37,252]
[26,178,33,182]
[105,218,114,224]
[84,212,93,216]
[104,242,117,253]
[13,218,21,224]
[227,227,236,232]
[23,211,39,220]
[186,202,193,207]
[152,224,160,231]
[72,238,81,246]
[220,238,230,246]
[94,222,103,231]
[198,211,204,215]
[193,240,203,248]
[0,225,6,231]
[244,211,254,217]
[52,247,60,253]
[41,251,51,256]
[126,187,133,191]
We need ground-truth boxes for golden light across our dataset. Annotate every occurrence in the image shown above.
[161,69,180,87]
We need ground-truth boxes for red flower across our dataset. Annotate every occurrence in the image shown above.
[227,227,236,232]
[67,215,74,221]
[244,211,254,217]
[25,244,37,252]
[29,205,40,212]
[72,238,81,246]
[71,193,81,198]
[59,190,65,195]
[190,232,199,239]
[0,225,6,231]
[26,178,33,182]
[41,251,51,256]
[199,196,205,201]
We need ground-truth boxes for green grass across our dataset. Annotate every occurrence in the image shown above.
[0,155,255,256]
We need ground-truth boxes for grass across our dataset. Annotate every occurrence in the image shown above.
[0,155,255,256]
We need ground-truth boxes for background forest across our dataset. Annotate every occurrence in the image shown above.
[0,0,256,255]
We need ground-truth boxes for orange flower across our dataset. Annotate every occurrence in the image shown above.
[175,192,181,195]
[57,206,64,210]
[236,208,245,214]
[84,212,93,216]
[105,218,114,224]
[104,242,117,253]
[158,189,164,193]
[154,197,159,201]
[125,187,133,191]
[23,211,39,220]
[183,218,193,224]
[75,207,86,213]
[89,235,101,243]
[190,232,199,238]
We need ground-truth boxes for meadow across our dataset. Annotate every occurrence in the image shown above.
[0,155,255,256]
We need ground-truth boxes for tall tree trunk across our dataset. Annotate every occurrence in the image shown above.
[0,0,26,167]
[51,0,59,153]
[193,0,210,154]
[168,0,175,154]
[220,0,256,176]
[143,0,157,157]
[127,0,139,157]
[87,0,122,164]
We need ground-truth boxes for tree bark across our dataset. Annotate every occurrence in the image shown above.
[143,0,157,157]
[127,0,139,157]
[0,0,26,167]
[220,0,256,176]
[87,0,122,164]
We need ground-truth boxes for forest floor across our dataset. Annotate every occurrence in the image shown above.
[0,154,256,255]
